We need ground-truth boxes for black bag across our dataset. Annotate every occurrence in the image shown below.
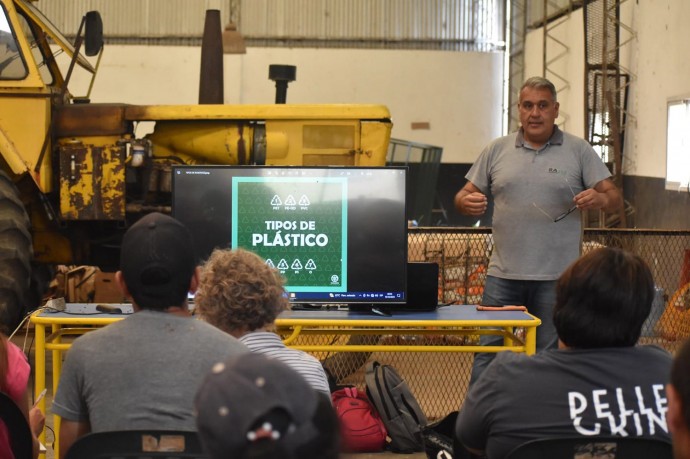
[364,361,428,453]
[422,411,457,459]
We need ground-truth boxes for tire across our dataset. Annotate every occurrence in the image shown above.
[0,171,33,334]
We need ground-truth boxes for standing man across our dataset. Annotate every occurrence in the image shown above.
[454,76,622,383]
[52,213,248,458]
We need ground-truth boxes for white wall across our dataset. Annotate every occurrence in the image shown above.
[625,0,690,178]
[522,0,690,179]
[64,46,504,163]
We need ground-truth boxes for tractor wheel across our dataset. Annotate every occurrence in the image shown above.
[0,171,33,334]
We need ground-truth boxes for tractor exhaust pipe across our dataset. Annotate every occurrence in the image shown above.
[199,10,224,104]
[268,65,296,104]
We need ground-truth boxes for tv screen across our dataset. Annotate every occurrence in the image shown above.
[172,165,408,305]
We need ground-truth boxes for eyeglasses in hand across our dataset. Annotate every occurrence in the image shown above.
[532,176,578,223]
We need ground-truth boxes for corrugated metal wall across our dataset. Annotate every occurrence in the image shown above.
[35,0,505,51]
[35,0,229,40]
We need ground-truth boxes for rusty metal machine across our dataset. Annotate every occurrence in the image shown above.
[0,0,392,330]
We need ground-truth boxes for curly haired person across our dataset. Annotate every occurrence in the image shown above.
[196,248,330,396]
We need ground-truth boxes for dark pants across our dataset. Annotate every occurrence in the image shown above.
[469,275,559,385]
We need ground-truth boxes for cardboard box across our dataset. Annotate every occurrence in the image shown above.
[93,272,127,303]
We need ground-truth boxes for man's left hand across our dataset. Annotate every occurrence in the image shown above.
[573,188,607,210]
[573,178,622,213]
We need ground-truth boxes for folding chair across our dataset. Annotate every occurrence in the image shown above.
[506,435,673,459]
[0,391,33,459]
[63,430,207,459]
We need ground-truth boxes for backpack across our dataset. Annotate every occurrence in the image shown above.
[422,411,457,459]
[331,386,387,452]
[364,361,429,453]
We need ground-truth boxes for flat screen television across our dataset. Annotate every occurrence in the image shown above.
[171,165,408,307]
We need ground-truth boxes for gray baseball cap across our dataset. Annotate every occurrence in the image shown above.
[194,353,339,459]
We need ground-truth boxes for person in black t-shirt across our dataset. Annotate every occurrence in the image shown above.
[456,247,672,459]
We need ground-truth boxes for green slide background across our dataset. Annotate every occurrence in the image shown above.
[233,177,347,291]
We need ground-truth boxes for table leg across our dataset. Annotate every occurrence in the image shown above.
[524,325,537,355]
[52,324,62,400]
[34,321,46,456]
[52,324,62,459]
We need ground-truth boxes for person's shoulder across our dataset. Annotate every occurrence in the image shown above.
[497,349,531,361]
[488,350,532,370]
[486,132,518,150]
[472,351,535,390]
[190,318,240,339]
[474,133,518,164]
[70,318,124,345]
[493,348,569,372]
[633,344,673,361]
[560,130,595,150]
[5,339,28,363]
[60,324,117,363]
[288,346,324,365]
[4,339,30,390]
[194,321,249,350]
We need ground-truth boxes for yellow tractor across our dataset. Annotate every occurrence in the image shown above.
[0,0,392,331]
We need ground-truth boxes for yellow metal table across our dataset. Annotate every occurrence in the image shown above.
[30,303,540,456]
[276,306,539,352]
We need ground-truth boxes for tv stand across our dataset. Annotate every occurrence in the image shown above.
[370,306,393,317]
[347,303,393,317]
[290,303,324,311]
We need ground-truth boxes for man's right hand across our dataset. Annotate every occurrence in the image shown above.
[455,185,488,216]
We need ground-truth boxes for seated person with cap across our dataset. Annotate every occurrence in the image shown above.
[52,213,248,459]
[455,247,672,459]
[195,248,331,397]
[195,352,339,459]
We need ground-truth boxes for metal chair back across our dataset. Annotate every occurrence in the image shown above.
[0,391,33,459]
[506,435,673,459]
[64,430,207,459]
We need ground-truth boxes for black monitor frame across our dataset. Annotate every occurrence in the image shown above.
[171,165,408,307]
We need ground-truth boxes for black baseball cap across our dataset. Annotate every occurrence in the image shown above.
[120,212,196,309]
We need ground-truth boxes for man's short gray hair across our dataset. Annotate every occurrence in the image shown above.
[520,76,557,102]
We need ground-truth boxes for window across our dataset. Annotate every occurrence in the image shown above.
[0,5,28,79]
[16,11,53,84]
[666,99,690,192]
